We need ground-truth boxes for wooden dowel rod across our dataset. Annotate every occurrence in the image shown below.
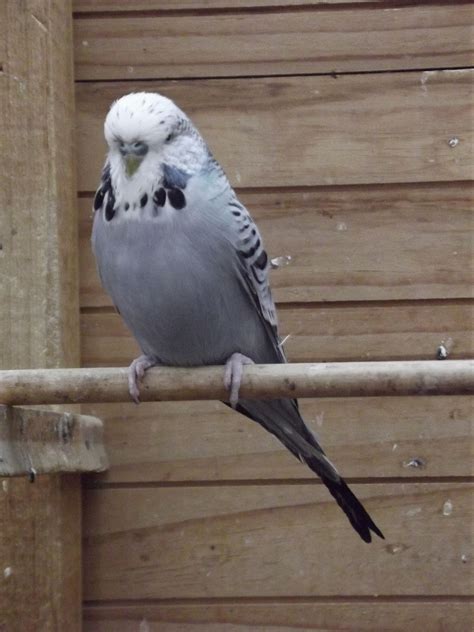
[0,361,472,405]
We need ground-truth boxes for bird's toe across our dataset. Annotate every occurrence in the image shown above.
[128,376,141,405]
[127,354,158,404]
[223,352,254,409]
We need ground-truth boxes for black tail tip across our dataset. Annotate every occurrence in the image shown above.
[323,474,385,544]
[359,521,385,544]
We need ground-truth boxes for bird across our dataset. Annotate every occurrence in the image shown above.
[92,91,384,543]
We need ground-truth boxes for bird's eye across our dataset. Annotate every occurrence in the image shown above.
[165,133,173,142]
[132,141,149,156]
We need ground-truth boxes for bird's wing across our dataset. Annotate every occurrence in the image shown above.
[218,189,285,364]
[181,164,284,362]
[230,200,286,362]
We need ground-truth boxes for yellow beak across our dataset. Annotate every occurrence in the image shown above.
[125,154,143,178]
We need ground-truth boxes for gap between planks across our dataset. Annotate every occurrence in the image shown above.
[74,64,474,84]
[73,0,474,20]
[83,595,474,607]
[77,179,474,198]
[80,298,474,316]
[83,476,474,489]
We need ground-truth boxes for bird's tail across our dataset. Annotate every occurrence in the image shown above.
[234,398,384,543]
[306,455,384,543]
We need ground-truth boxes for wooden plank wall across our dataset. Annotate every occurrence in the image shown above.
[73,1,474,630]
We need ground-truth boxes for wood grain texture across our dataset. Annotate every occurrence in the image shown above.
[82,395,474,482]
[0,406,108,476]
[2,362,473,405]
[0,1,81,630]
[80,302,474,367]
[74,0,391,11]
[76,70,474,191]
[73,4,474,80]
[0,475,81,631]
[79,182,474,307]
[1,4,80,369]
[83,601,474,632]
[83,483,473,599]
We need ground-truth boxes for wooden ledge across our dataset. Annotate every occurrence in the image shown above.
[0,406,108,476]
[0,360,472,406]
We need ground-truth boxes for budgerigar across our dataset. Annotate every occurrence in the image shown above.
[92,92,384,543]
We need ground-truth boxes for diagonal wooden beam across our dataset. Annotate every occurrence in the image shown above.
[0,406,108,477]
[0,360,472,405]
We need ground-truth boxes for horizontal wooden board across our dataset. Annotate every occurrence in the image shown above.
[83,483,473,599]
[76,70,474,191]
[79,182,474,307]
[80,302,474,367]
[83,601,474,632]
[0,406,107,476]
[73,4,474,80]
[82,395,474,483]
[75,1,391,11]
[84,601,474,632]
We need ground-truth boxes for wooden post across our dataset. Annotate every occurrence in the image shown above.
[0,1,81,630]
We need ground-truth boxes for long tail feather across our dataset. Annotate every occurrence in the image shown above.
[307,456,385,543]
[233,398,384,543]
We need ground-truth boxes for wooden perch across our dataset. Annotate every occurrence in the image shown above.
[0,406,108,476]
[0,361,472,406]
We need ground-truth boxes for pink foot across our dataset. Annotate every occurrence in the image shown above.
[224,352,254,409]
[128,354,157,404]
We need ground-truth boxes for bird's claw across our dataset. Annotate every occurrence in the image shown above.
[224,352,254,408]
[127,354,157,404]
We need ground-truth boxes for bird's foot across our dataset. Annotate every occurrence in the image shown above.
[223,352,254,409]
[128,354,158,404]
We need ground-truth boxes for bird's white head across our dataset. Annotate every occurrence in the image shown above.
[104,92,192,178]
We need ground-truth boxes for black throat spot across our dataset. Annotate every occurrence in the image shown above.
[153,187,166,207]
[167,188,186,210]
